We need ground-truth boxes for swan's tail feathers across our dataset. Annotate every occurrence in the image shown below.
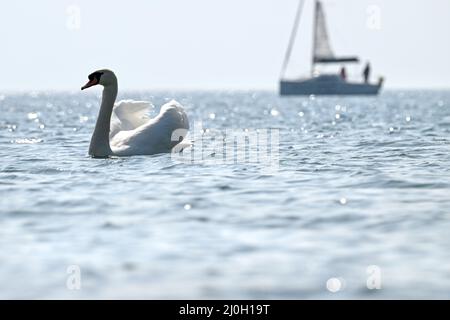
[110,100,155,138]
[159,100,190,152]
[160,100,190,130]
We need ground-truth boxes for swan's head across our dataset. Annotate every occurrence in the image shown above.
[81,69,117,90]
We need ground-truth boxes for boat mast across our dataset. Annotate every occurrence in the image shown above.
[279,0,305,79]
[311,0,318,77]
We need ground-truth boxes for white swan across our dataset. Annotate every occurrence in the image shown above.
[81,69,189,158]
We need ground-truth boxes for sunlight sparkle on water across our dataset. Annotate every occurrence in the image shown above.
[27,112,38,120]
[270,109,279,116]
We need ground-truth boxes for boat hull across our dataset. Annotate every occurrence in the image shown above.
[280,75,382,96]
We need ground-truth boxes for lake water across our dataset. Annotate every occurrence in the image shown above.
[1,90,450,299]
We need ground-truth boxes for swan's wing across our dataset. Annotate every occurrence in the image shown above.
[111,100,190,156]
[110,100,155,138]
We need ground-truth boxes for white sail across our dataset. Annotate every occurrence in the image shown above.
[313,0,358,63]
[313,0,334,60]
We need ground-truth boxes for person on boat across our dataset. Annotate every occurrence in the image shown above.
[340,67,347,81]
[363,62,371,83]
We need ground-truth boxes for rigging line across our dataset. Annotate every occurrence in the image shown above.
[280,0,306,79]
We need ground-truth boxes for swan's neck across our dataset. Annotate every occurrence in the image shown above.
[89,84,118,157]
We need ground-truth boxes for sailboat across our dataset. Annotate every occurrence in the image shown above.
[279,0,384,96]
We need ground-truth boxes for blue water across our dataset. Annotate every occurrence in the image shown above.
[1,90,450,299]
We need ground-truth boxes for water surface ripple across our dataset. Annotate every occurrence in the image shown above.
[1,90,450,298]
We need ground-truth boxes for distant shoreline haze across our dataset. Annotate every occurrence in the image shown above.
[0,0,448,90]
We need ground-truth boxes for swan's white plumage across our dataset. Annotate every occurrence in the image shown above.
[110,100,154,139]
[110,99,189,156]
[83,69,189,157]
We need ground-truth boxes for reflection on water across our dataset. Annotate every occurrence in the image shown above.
[1,90,450,299]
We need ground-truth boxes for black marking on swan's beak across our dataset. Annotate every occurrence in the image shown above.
[81,71,104,90]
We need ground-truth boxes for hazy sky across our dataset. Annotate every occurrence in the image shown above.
[0,0,449,90]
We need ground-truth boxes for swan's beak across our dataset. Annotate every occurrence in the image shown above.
[81,79,99,90]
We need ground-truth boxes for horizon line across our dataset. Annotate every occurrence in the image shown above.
[1,85,450,94]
